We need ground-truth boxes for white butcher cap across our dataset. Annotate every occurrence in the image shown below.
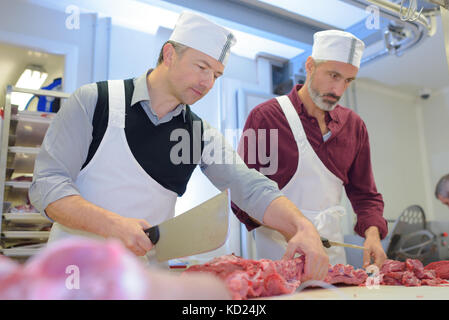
[169,11,236,66]
[311,30,365,68]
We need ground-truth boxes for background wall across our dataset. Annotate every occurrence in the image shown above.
[0,0,96,93]
[418,87,449,221]
[348,80,430,230]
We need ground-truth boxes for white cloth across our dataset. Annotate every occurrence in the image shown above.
[48,80,178,268]
[311,30,365,68]
[169,11,236,66]
[254,95,347,265]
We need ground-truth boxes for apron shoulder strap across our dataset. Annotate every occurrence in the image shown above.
[81,81,109,170]
[81,79,134,170]
[276,95,308,153]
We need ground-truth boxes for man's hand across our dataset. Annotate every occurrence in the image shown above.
[262,196,329,282]
[363,226,387,270]
[46,195,154,257]
[283,217,330,282]
[108,216,154,257]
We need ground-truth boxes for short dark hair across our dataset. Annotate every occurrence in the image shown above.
[157,40,188,66]
[435,173,449,198]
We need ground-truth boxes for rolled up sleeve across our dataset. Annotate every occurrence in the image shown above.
[199,121,283,224]
[29,83,97,219]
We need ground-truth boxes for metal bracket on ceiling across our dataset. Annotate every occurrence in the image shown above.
[427,0,449,10]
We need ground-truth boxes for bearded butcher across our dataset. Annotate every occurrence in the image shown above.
[29,11,329,280]
[232,30,388,268]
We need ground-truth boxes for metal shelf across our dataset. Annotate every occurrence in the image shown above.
[1,244,45,257]
[6,147,39,173]
[2,231,50,239]
[0,85,70,260]
[3,213,50,224]
[10,113,53,147]
[4,181,32,189]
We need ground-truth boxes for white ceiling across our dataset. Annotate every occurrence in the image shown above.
[257,0,369,29]
[357,15,449,96]
[1,0,448,101]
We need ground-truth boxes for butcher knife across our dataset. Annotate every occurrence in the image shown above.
[321,237,367,250]
[144,189,230,262]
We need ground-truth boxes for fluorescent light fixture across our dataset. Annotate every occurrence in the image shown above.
[11,66,48,111]
[257,0,370,29]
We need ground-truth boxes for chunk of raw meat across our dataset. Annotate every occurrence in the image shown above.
[405,259,425,279]
[401,271,421,287]
[325,264,368,285]
[381,259,405,273]
[23,238,151,299]
[380,259,449,287]
[0,255,27,299]
[0,238,231,300]
[424,261,449,279]
[183,254,304,299]
[381,272,403,286]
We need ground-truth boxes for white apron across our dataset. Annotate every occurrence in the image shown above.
[48,80,178,267]
[254,95,347,265]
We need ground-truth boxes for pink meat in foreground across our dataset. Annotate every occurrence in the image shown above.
[0,238,232,300]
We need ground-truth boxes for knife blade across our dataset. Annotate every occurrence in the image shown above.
[144,189,230,262]
[321,237,367,250]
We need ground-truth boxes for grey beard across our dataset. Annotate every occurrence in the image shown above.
[307,80,338,111]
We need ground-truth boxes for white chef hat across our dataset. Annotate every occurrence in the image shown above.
[169,11,236,66]
[311,30,365,68]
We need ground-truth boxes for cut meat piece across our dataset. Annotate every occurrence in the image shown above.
[424,261,449,279]
[273,258,304,281]
[401,271,421,287]
[183,254,304,300]
[381,259,405,273]
[381,272,403,286]
[325,264,368,286]
[406,259,425,279]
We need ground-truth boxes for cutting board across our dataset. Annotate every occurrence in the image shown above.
[267,285,449,300]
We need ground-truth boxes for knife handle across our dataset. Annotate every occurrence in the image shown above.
[321,237,331,248]
[144,226,160,245]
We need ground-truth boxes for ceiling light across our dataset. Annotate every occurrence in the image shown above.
[12,65,48,111]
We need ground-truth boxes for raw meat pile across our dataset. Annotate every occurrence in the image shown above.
[183,254,305,300]
[183,255,449,300]
[381,259,449,287]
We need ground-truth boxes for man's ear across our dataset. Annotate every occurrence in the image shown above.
[162,43,175,66]
[305,56,315,74]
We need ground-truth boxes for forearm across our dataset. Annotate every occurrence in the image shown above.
[262,196,313,240]
[365,226,381,240]
[46,195,123,238]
